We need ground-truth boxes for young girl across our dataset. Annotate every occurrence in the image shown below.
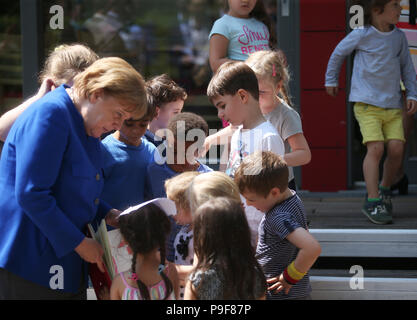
[209,0,276,129]
[245,50,311,190]
[0,44,99,141]
[209,0,276,73]
[325,0,417,224]
[110,201,179,300]
[164,171,200,299]
[184,197,266,300]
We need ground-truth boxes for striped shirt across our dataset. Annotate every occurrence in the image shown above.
[120,271,175,300]
[256,191,311,299]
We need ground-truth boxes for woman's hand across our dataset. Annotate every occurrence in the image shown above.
[75,237,105,273]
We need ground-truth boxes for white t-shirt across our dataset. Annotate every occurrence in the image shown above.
[225,120,285,178]
[225,121,285,247]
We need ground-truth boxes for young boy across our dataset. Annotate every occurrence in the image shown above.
[144,74,188,147]
[100,103,157,212]
[325,0,417,224]
[207,61,285,178]
[207,61,285,246]
[234,151,321,300]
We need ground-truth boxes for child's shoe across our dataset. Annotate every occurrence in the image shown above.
[362,199,392,225]
[379,187,393,214]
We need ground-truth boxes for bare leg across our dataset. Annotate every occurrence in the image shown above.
[363,141,384,199]
[381,140,405,188]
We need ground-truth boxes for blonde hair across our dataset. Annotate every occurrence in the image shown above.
[72,57,147,119]
[165,171,200,210]
[245,50,292,106]
[39,44,99,86]
[187,171,241,213]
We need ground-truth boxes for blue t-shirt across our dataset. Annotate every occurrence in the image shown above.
[101,134,156,211]
[209,14,270,61]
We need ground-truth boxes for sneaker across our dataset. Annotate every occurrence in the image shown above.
[362,200,393,225]
[379,188,393,214]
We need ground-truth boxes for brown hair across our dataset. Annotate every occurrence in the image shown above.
[167,112,209,141]
[165,171,200,211]
[72,57,147,119]
[39,44,99,86]
[234,151,289,197]
[207,61,259,102]
[192,197,267,299]
[145,74,187,111]
[246,49,292,106]
[350,0,392,25]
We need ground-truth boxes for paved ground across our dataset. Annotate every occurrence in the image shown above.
[299,184,417,229]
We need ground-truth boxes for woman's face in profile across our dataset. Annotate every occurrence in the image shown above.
[81,90,132,138]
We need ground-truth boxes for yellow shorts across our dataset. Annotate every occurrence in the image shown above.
[353,102,405,145]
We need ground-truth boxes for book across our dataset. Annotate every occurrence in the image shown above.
[87,198,177,299]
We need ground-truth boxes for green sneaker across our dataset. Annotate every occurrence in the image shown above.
[362,200,393,225]
[379,188,393,214]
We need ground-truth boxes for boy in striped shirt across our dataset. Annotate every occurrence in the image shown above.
[234,151,321,300]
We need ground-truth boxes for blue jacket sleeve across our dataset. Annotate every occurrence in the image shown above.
[14,106,85,259]
[325,29,362,87]
[399,32,417,101]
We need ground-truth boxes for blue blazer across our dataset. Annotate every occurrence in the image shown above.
[0,85,112,293]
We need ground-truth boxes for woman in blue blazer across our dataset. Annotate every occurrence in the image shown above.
[0,57,147,299]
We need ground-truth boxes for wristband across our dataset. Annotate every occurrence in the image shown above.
[283,261,307,285]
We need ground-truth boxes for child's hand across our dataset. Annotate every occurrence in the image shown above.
[406,99,417,115]
[325,86,339,97]
[37,78,55,99]
[266,274,293,295]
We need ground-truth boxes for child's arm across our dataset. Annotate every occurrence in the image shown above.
[167,262,181,300]
[284,133,311,167]
[183,279,198,300]
[0,78,55,141]
[267,228,321,295]
[209,34,233,73]
[175,264,194,288]
[110,274,124,300]
[399,33,417,115]
[200,125,237,157]
[325,30,362,96]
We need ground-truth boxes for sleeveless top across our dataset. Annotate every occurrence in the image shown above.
[120,269,176,300]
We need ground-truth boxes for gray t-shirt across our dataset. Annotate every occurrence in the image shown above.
[189,266,266,300]
[263,100,303,182]
[325,26,417,108]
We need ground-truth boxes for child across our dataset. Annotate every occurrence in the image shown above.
[146,112,212,199]
[164,171,200,299]
[207,61,285,178]
[0,44,99,142]
[207,61,285,245]
[146,112,212,263]
[110,200,179,300]
[144,74,188,147]
[245,49,311,190]
[209,0,276,73]
[234,151,321,300]
[184,197,267,300]
[325,0,417,224]
[100,102,157,211]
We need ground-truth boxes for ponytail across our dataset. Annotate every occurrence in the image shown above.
[250,0,277,49]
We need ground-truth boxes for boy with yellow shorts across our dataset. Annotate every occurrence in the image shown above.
[325,0,417,224]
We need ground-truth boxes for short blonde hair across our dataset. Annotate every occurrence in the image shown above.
[187,171,241,213]
[39,43,99,86]
[73,57,147,119]
[165,171,200,210]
